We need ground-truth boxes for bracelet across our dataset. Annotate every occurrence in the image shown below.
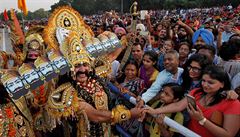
[111,105,131,125]
[198,117,207,126]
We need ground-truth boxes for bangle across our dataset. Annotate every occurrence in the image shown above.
[199,117,207,126]
[111,105,131,125]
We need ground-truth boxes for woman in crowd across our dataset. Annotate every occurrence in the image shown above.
[115,60,145,107]
[114,60,146,137]
[145,65,240,137]
[139,51,159,89]
[181,53,211,92]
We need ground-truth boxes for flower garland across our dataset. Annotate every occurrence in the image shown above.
[77,79,104,96]
[0,103,16,137]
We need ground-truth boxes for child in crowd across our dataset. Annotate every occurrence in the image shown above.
[145,83,185,137]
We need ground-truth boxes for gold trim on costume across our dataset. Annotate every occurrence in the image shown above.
[47,82,79,119]
[111,105,131,125]
[64,31,93,67]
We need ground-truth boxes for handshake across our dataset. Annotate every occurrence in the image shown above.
[129,96,158,122]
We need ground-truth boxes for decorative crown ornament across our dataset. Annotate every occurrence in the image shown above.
[22,26,46,61]
[43,6,93,50]
[64,32,93,67]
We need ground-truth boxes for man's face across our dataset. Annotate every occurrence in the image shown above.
[131,45,144,62]
[163,53,179,73]
[195,36,206,45]
[179,44,190,58]
[224,24,233,33]
[178,28,187,38]
[158,29,167,39]
[27,40,41,61]
[116,31,125,39]
[74,63,90,83]
[163,40,174,52]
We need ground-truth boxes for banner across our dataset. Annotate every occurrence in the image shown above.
[18,0,28,16]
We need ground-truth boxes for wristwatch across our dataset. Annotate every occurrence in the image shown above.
[199,117,207,126]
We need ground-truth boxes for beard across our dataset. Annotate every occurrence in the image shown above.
[178,33,187,39]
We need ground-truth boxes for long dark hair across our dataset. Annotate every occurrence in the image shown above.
[162,83,185,100]
[195,65,231,106]
[143,51,159,70]
[181,54,211,91]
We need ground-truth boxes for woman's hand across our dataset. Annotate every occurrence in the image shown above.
[187,103,204,121]
[155,114,165,125]
[143,106,158,115]
[226,90,239,100]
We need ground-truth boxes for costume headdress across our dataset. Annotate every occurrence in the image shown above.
[45,6,123,78]
[62,31,93,68]
[0,51,9,69]
[23,26,45,60]
[9,9,25,46]
[43,6,93,51]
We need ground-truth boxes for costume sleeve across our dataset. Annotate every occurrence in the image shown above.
[141,70,171,103]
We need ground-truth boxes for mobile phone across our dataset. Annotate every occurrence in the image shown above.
[186,94,197,110]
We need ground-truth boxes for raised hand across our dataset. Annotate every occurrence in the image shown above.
[143,106,157,115]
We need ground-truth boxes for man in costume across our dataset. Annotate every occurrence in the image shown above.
[43,6,143,137]
[6,9,57,133]
[0,9,52,137]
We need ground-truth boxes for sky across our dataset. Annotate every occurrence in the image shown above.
[0,0,60,12]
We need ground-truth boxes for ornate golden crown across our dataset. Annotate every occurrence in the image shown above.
[34,56,49,68]
[43,6,94,51]
[64,32,92,67]
[21,26,45,60]
[1,71,19,85]
[18,63,34,76]
[48,50,62,61]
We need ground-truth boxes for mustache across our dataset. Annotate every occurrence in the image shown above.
[24,58,36,63]
[76,71,89,76]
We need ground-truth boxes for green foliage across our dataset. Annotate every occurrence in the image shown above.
[0,0,239,20]
[50,0,239,14]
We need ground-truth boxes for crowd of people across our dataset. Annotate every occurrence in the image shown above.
[0,3,240,137]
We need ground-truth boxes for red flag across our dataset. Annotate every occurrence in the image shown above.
[3,9,9,21]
